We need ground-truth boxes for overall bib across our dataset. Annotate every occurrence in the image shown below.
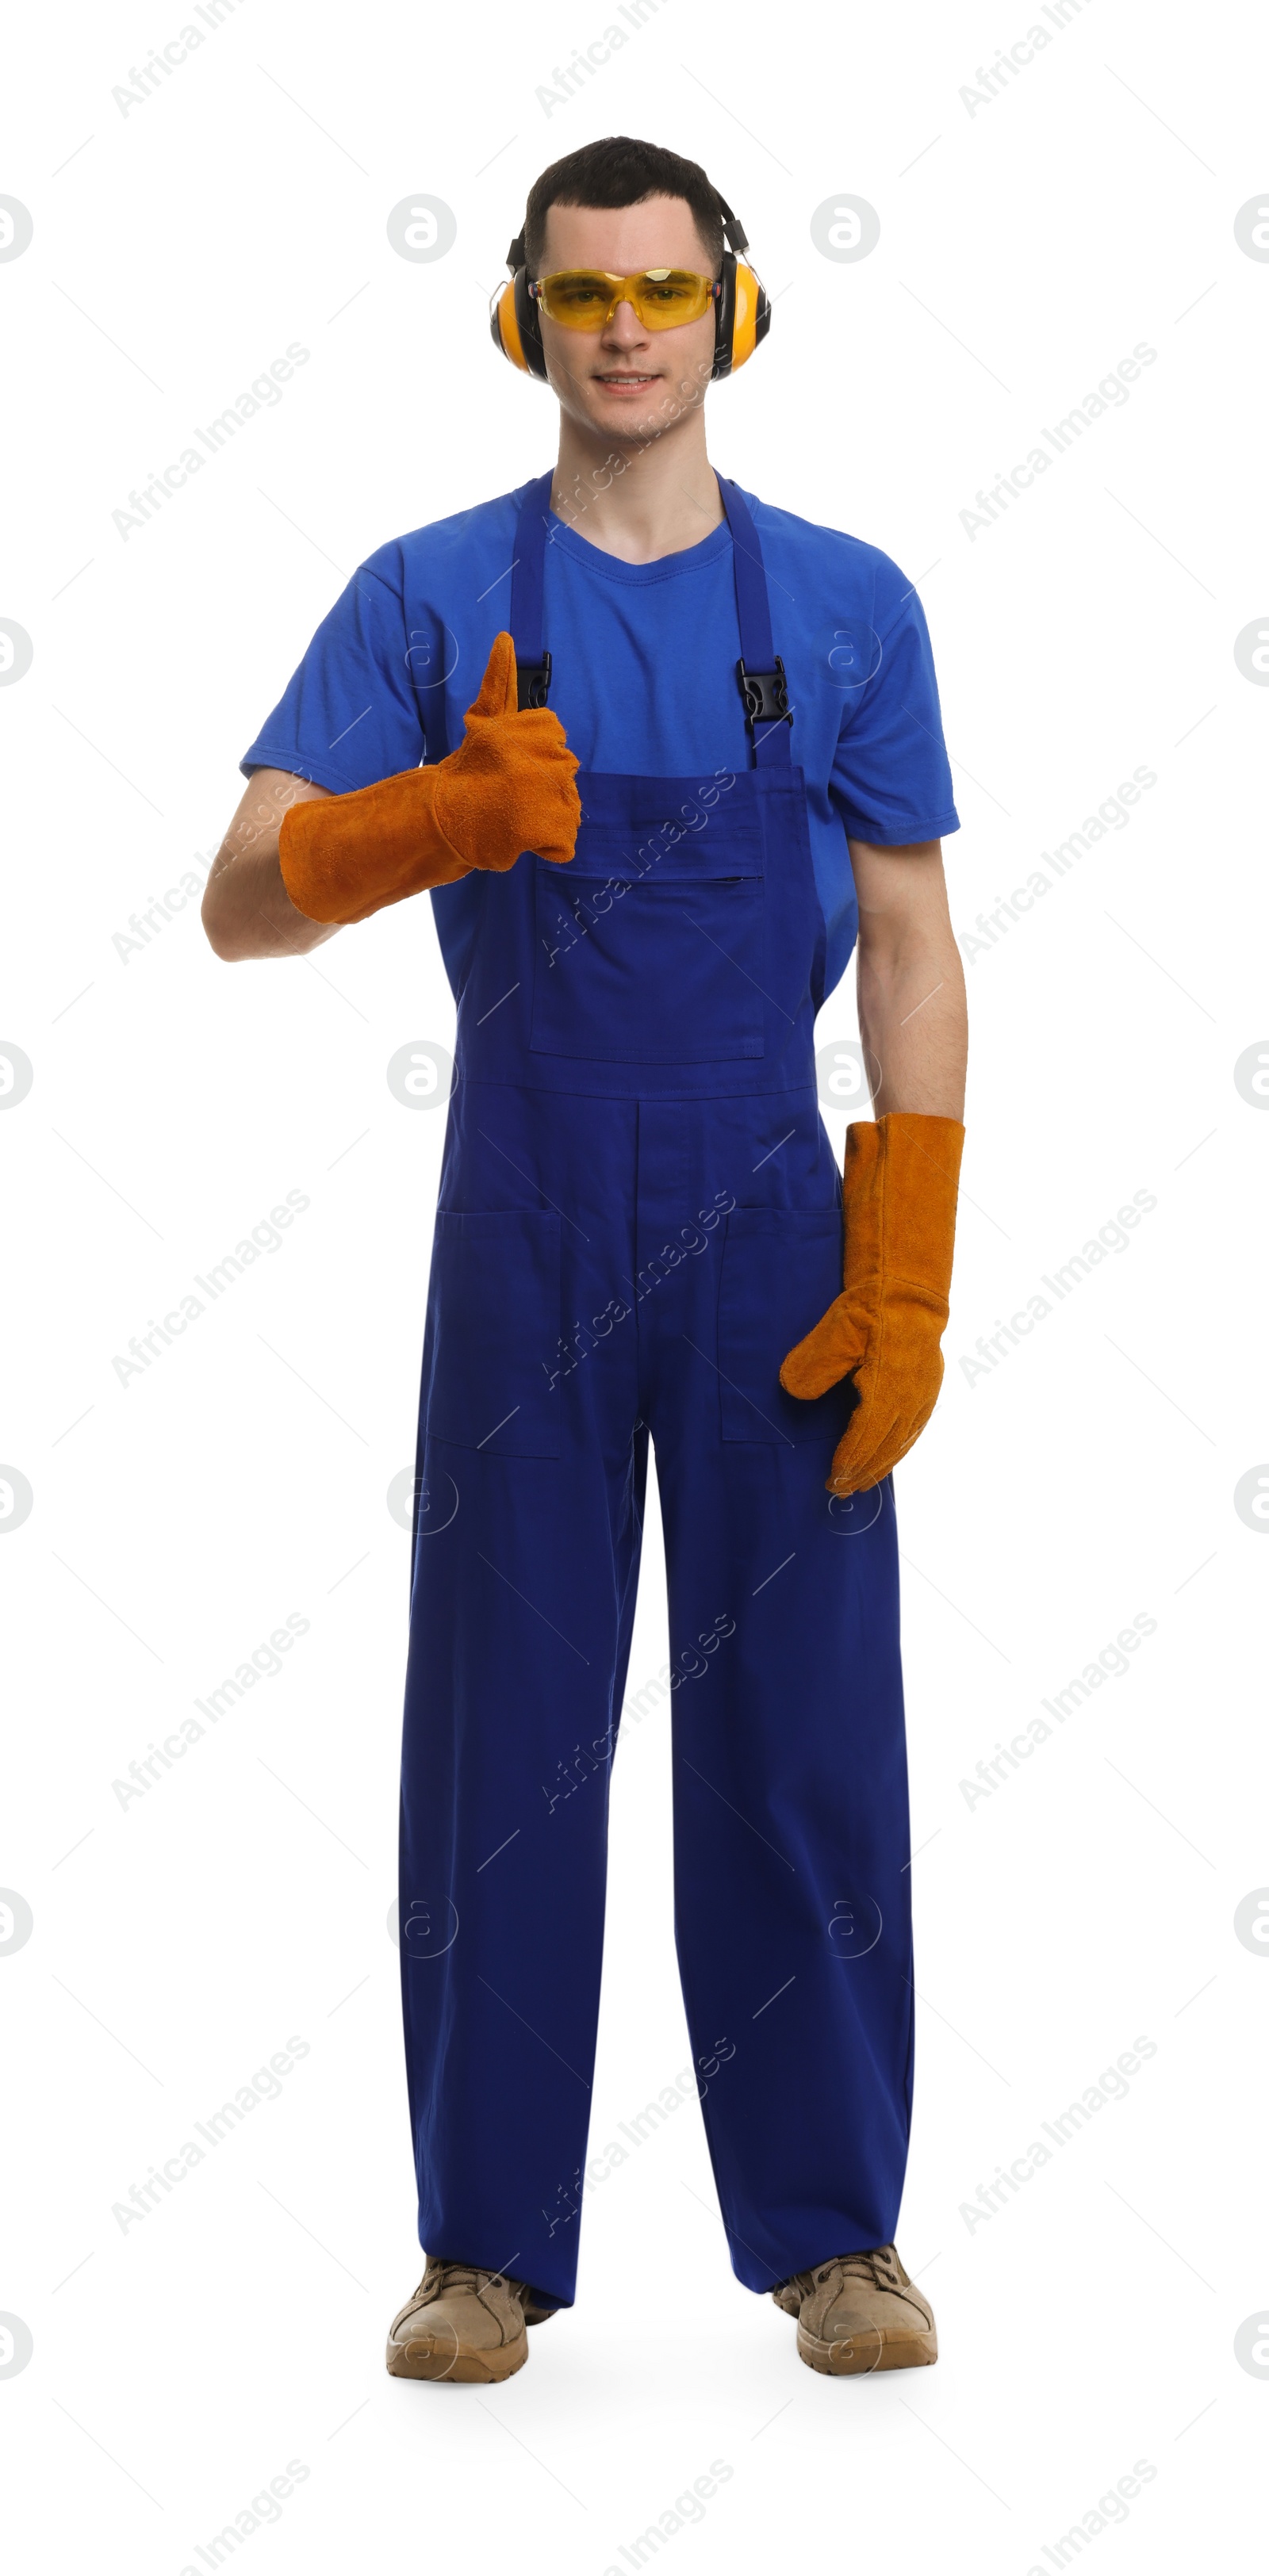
[399,474,912,2309]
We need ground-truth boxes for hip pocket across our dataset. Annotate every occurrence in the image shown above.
[717,1207,854,1446]
[424,1210,561,1458]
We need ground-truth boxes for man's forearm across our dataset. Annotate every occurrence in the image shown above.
[202,767,338,962]
[857,927,967,1120]
[849,837,968,1120]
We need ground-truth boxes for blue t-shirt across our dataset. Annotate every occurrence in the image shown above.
[241,477,959,1005]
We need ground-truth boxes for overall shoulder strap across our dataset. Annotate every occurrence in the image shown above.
[508,471,555,708]
[719,477,792,769]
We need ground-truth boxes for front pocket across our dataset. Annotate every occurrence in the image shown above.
[717,1208,856,1446]
[531,810,768,1063]
[424,1210,561,1458]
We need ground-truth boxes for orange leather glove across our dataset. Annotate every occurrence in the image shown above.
[277,631,580,926]
[780,1112,964,1495]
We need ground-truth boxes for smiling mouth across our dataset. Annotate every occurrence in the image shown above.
[595,371,659,386]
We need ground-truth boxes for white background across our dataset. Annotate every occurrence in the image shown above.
[2,0,1267,2568]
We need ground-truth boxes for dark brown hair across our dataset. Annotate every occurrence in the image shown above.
[523,136,725,277]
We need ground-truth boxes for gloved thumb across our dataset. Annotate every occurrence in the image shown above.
[465,631,519,726]
[780,1293,868,1401]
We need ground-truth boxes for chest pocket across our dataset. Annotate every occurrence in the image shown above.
[530,804,767,1065]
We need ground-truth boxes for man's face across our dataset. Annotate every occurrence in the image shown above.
[535,195,718,446]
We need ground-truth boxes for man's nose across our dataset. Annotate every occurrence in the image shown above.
[603,300,648,342]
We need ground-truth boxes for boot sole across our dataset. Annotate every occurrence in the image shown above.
[797,2323,937,2375]
[385,2328,529,2383]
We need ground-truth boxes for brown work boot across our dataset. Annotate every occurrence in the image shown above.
[773,2243,937,2375]
[385,2256,554,2383]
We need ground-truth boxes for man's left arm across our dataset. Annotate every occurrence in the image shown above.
[780,838,968,1493]
[849,836,966,1117]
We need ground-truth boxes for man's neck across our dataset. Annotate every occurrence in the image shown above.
[550,411,725,564]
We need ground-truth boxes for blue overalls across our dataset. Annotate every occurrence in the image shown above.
[398,473,911,2310]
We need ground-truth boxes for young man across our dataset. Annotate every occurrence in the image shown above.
[204,136,968,2387]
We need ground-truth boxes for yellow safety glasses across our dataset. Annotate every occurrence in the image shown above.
[529,268,720,331]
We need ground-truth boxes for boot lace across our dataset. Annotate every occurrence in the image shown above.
[416,2258,516,2304]
[786,2243,902,2299]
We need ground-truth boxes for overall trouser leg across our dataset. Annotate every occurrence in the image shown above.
[658,1437,911,2287]
[639,1099,914,2291]
[399,1154,648,2305]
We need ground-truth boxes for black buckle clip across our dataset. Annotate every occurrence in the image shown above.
[516,651,552,710]
[737,656,792,729]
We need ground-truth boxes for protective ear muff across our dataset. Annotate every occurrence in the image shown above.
[712,253,770,378]
[489,231,548,378]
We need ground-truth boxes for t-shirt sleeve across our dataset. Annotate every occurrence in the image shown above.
[239,548,428,792]
[829,563,960,848]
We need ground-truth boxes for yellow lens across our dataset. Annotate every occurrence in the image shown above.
[634,270,710,326]
[539,272,613,325]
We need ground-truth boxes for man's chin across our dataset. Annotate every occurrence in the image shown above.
[585,382,672,438]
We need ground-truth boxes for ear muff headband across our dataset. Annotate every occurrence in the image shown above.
[491,196,769,380]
